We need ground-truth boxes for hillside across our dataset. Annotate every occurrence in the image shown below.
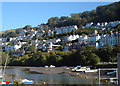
[1,1,120,67]
[1,1,120,34]
[47,1,120,28]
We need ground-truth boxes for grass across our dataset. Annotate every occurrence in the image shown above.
[96,62,117,65]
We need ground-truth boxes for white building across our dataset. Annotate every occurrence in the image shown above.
[47,30,54,36]
[14,44,22,50]
[88,34,101,43]
[99,33,120,47]
[29,29,37,35]
[78,35,88,44]
[83,21,120,30]
[41,42,60,52]
[65,35,79,42]
[85,22,93,28]
[9,37,16,41]
[55,25,78,34]
[5,44,22,51]
[46,39,61,44]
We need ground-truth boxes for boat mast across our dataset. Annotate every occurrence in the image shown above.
[2,53,8,80]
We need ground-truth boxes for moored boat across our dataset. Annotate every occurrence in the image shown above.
[84,69,98,73]
[0,75,4,79]
[21,79,34,84]
[50,65,55,68]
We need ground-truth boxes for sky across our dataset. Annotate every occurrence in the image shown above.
[2,2,114,31]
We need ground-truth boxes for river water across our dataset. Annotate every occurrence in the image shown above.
[5,67,98,85]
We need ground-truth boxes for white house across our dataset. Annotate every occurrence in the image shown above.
[99,33,120,47]
[5,44,22,51]
[78,35,88,44]
[65,35,79,42]
[88,34,101,43]
[85,22,93,28]
[41,42,60,52]
[47,30,54,36]
[9,37,16,41]
[46,39,61,44]
[29,29,37,35]
[55,25,78,34]
[89,42,100,49]
[14,44,22,50]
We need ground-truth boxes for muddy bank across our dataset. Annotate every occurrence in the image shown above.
[29,67,66,74]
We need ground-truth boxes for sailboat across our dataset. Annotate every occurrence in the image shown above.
[0,54,11,85]
[2,53,8,80]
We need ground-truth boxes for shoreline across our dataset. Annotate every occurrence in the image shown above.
[4,66,116,85]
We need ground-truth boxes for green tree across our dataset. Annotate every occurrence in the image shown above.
[23,25,32,30]
[89,53,100,66]
[27,44,36,53]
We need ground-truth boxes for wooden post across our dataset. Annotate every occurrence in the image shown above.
[98,69,100,85]
[117,53,120,86]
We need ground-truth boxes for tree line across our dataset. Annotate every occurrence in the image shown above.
[47,1,120,28]
[0,44,118,66]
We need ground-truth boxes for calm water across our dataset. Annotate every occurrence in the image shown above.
[5,67,98,84]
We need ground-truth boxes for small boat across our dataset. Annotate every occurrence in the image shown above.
[0,82,9,85]
[72,66,90,72]
[21,79,34,84]
[107,70,116,75]
[0,75,4,79]
[84,69,98,73]
[109,77,117,80]
[110,77,117,83]
[76,67,90,72]
[9,82,14,85]
[72,66,81,71]
[44,65,49,68]
[50,65,55,68]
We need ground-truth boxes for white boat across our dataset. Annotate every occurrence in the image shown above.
[0,75,4,79]
[84,69,98,73]
[76,67,90,72]
[75,66,90,72]
[107,71,116,75]
[0,81,9,84]
[44,65,49,68]
[21,79,34,84]
[71,66,81,71]
[50,65,55,68]
[109,77,117,80]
